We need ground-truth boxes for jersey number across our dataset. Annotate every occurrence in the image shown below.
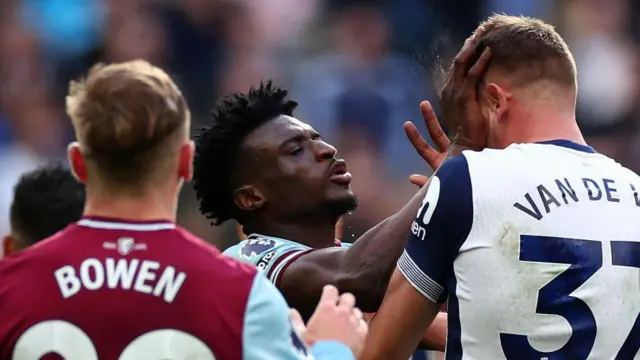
[12,320,216,359]
[499,236,640,359]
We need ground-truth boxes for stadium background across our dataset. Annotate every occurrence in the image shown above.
[0,0,638,357]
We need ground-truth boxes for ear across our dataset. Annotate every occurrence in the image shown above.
[3,235,18,257]
[485,83,511,121]
[233,185,266,212]
[67,142,87,183]
[178,140,195,182]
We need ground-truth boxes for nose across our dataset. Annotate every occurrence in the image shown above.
[314,140,337,162]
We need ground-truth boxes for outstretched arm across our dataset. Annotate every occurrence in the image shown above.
[276,102,456,321]
[274,20,491,322]
[364,311,448,352]
[360,154,474,360]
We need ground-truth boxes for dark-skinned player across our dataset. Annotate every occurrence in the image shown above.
[192,81,448,351]
[3,164,85,257]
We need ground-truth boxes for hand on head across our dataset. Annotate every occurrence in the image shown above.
[439,28,492,150]
[406,28,492,187]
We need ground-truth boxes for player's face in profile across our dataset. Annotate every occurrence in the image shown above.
[243,116,357,216]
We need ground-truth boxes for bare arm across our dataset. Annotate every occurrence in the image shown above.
[418,312,448,351]
[277,103,456,320]
[359,153,475,359]
[360,270,442,360]
[364,310,447,352]
[277,192,426,320]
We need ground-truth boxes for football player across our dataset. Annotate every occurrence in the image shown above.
[362,15,640,360]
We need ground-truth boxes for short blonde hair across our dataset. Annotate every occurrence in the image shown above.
[66,60,189,190]
[473,15,577,88]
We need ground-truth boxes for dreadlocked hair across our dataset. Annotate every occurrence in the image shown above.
[192,80,298,225]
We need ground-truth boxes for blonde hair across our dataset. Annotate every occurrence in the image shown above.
[66,60,189,190]
[473,15,577,88]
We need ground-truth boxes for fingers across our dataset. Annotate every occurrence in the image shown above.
[319,285,339,307]
[452,36,480,85]
[352,307,363,321]
[358,316,369,334]
[464,47,492,99]
[405,121,445,171]
[420,101,450,152]
[355,308,368,337]
[290,308,306,332]
[409,174,429,188]
[338,292,356,309]
[452,26,488,86]
[467,47,492,81]
[404,121,440,163]
[404,121,428,152]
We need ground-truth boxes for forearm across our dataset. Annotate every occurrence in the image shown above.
[416,312,447,351]
[338,143,470,312]
[365,311,447,352]
[339,188,426,311]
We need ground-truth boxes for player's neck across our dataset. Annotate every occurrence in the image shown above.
[248,222,336,248]
[500,107,586,147]
[83,188,177,223]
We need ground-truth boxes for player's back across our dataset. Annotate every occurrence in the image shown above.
[453,140,640,359]
[0,217,256,359]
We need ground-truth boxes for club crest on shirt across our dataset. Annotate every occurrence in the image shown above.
[103,237,147,255]
[239,238,276,258]
[117,237,135,255]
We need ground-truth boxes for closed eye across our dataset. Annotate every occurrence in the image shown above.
[289,146,303,155]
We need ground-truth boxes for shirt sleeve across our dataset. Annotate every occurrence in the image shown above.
[242,273,354,360]
[397,155,473,304]
[224,238,311,286]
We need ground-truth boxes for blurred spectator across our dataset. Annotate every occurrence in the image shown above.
[19,0,104,63]
[217,2,280,95]
[334,90,396,238]
[237,0,321,49]
[482,0,553,19]
[0,16,66,238]
[292,2,432,181]
[0,1,640,309]
[162,0,227,123]
[564,0,639,164]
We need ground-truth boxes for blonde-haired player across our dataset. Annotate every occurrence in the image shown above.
[363,15,640,360]
[0,60,365,360]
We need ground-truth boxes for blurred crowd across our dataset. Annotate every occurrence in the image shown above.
[1,0,640,249]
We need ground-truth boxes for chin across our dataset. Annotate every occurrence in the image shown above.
[326,191,358,215]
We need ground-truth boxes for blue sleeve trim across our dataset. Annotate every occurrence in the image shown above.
[310,341,355,360]
[399,155,473,303]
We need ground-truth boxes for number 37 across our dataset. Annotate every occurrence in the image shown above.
[13,321,216,359]
[500,235,640,360]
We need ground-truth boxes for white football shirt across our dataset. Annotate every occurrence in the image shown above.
[398,140,640,360]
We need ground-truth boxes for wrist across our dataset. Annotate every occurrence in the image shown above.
[449,136,484,156]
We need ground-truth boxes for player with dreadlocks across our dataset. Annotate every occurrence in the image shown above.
[193,81,448,351]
